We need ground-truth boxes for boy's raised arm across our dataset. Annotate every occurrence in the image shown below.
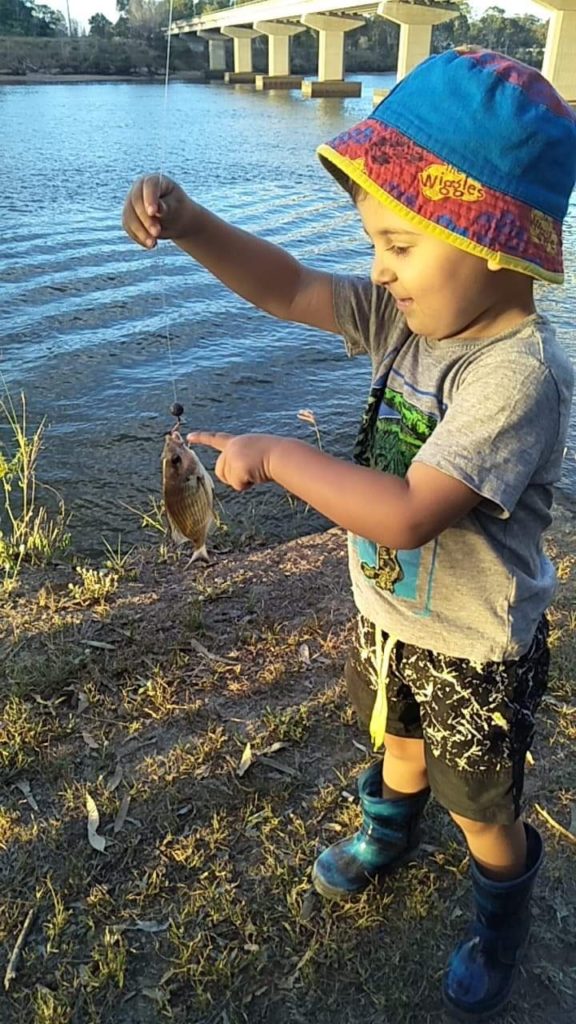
[122,174,339,334]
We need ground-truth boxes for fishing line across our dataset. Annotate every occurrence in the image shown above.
[158,0,179,409]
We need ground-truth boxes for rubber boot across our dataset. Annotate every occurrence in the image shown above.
[443,823,543,1021]
[312,760,430,899]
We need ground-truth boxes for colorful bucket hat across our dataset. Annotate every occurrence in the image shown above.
[317,49,576,283]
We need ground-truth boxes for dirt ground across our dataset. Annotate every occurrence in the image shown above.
[1,508,575,1024]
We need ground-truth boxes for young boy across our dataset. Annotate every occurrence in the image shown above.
[123,49,576,1019]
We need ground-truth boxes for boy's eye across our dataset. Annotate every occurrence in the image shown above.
[388,245,409,257]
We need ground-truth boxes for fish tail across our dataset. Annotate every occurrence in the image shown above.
[188,544,209,564]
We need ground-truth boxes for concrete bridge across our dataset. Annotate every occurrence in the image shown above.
[170,0,576,101]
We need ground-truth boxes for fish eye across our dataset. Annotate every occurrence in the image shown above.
[171,454,181,466]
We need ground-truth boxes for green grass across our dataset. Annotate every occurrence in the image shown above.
[0,392,70,591]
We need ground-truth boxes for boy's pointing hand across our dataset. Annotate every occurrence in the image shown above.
[187,431,285,491]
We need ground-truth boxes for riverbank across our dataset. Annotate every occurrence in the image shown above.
[0,70,206,85]
[1,508,574,1022]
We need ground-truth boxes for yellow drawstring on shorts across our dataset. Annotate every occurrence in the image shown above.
[369,632,398,751]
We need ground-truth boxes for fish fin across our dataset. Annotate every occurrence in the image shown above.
[166,513,189,547]
[199,468,214,496]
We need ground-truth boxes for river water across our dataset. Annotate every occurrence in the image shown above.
[1,75,575,556]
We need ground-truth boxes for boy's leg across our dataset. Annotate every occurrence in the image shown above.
[403,619,550,1019]
[450,812,527,880]
[312,621,430,899]
[382,734,429,798]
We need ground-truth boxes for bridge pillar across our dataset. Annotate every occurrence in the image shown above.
[536,0,576,102]
[253,20,305,88]
[301,13,365,97]
[198,31,227,76]
[377,2,457,80]
[221,26,260,83]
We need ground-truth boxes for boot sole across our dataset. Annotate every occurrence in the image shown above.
[311,845,417,901]
[442,983,514,1023]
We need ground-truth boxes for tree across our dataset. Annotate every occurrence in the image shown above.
[0,0,66,36]
[89,12,113,38]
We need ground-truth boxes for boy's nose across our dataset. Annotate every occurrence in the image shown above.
[371,257,396,287]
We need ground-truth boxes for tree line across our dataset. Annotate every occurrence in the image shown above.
[0,1,549,76]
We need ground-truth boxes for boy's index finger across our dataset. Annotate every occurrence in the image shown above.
[186,431,232,451]
[142,174,161,217]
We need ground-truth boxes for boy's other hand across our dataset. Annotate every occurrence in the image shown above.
[187,431,288,491]
[122,174,193,249]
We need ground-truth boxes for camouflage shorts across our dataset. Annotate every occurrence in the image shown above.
[345,615,550,824]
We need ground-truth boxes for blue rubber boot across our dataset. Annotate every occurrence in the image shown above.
[312,761,430,899]
[443,824,543,1021]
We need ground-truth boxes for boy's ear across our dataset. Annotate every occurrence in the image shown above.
[486,258,502,272]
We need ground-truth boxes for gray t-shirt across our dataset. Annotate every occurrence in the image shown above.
[333,274,574,662]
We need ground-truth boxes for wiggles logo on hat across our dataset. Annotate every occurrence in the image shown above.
[530,210,559,255]
[419,164,485,203]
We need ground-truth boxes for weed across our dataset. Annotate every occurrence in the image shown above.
[32,986,73,1024]
[84,928,127,992]
[0,392,70,588]
[260,703,311,744]
[67,565,119,605]
[297,409,324,452]
[101,534,136,575]
[44,877,71,953]
[120,496,166,536]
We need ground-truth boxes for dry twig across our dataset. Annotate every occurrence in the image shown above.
[534,803,576,846]
[4,907,36,991]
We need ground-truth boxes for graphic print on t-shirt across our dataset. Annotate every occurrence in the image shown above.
[352,374,439,612]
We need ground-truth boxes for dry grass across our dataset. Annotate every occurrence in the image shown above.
[0,512,575,1024]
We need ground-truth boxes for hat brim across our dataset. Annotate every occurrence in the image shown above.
[318,119,564,285]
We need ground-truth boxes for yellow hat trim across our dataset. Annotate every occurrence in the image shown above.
[317,144,563,286]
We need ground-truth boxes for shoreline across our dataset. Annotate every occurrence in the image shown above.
[0,71,207,85]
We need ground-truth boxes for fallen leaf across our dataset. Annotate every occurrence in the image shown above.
[83,640,116,650]
[141,987,165,1004]
[106,765,123,792]
[77,691,89,714]
[13,779,39,812]
[298,643,311,666]
[259,756,299,778]
[82,731,99,750]
[260,741,288,755]
[299,887,320,923]
[113,794,131,834]
[237,742,254,777]
[132,920,170,933]
[86,793,107,852]
[352,739,369,754]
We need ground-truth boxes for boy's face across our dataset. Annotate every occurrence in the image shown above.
[357,193,533,340]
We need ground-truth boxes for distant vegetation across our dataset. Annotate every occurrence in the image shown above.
[0,0,548,77]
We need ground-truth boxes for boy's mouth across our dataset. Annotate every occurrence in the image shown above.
[394,297,413,311]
